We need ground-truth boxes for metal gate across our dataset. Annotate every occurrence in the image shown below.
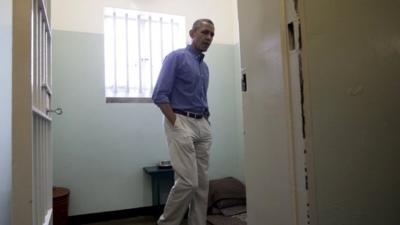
[32,0,54,224]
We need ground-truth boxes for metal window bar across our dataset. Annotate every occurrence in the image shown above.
[137,15,143,94]
[36,116,40,225]
[41,38,52,114]
[35,116,41,225]
[41,120,45,223]
[38,11,43,111]
[125,13,130,93]
[41,32,52,98]
[38,0,52,37]
[113,11,117,93]
[43,120,46,221]
[43,20,47,110]
[33,115,38,225]
[41,119,45,220]
[40,19,44,224]
[45,121,49,208]
[44,24,50,212]
[41,19,46,111]
[160,17,164,65]
[40,16,44,111]
[44,22,47,87]
[43,20,46,107]
[47,32,52,92]
[38,118,42,224]
[33,0,38,109]
[39,118,43,223]
[47,123,53,210]
[44,30,47,108]
[37,117,42,225]
[42,18,46,110]
[43,119,48,217]
[170,19,174,50]
[35,116,39,225]
[148,16,154,93]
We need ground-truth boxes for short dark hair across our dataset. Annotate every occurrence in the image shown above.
[191,19,214,31]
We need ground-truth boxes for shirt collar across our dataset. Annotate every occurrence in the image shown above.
[186,45,205,62]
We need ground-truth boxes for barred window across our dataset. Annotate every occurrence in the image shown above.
[104,8,186,102]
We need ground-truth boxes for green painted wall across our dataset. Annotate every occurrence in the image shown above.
[52,30,244,215]
[0,0,12,223]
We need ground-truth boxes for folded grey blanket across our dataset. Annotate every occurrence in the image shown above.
[207,177,247,225]
[208,177,246,208]
[220,205,247,217]
[207,215,246,225]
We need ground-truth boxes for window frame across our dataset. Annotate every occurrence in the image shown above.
[103,7,186,103]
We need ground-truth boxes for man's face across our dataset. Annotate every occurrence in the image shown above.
[190,22,215,52]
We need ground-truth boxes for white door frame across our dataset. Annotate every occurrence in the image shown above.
[237,0,310,224]
[12,0,34,224]
[12,0,53,224]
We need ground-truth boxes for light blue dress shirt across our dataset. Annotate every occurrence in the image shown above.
[152,45,209,113]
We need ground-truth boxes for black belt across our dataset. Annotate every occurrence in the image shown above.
[173,109,209,119]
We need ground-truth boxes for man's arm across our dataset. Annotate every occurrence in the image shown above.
[152,53,178,125]
[159,103,176,125]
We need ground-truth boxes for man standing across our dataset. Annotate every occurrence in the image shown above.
[152,19,215,225]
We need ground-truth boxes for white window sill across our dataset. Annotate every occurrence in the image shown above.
[106,97,153,103]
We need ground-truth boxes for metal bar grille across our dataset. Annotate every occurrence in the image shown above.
[104,8,185,99]
[32,0,53,224]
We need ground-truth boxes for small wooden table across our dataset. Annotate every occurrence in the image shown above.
[143,166,174,215]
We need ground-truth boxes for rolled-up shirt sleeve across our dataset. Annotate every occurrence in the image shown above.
[152,53,178,105]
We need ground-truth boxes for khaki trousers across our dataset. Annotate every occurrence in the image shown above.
[158,114,212,225]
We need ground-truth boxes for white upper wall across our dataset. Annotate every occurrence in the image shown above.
[52,0,239,45]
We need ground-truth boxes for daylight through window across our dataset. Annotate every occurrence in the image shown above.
[104,8,186,100]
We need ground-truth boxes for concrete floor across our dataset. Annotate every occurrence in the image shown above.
[83,216,188,225]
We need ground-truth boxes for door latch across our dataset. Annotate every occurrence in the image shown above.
[47,107,63,115]
[241,68,247,92]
